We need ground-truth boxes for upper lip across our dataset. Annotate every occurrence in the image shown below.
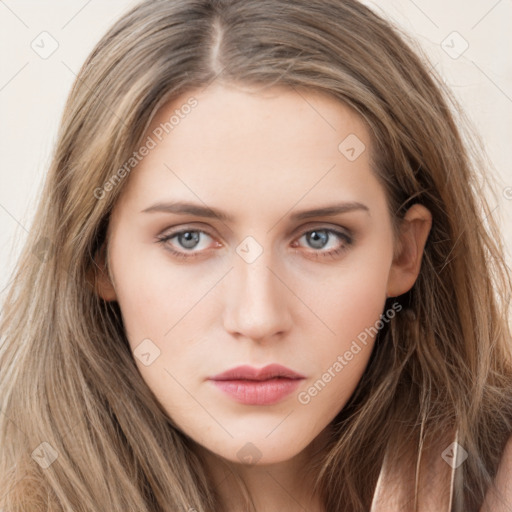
[209,364,306,381]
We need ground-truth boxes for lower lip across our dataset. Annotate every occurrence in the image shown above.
[210,378,303,405]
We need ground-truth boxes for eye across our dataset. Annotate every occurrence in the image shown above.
[156,226,354,261]
[156,228,218,259]
[291,227,353,260]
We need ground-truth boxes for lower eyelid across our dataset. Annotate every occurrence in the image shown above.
[295,229,352,246]
[157,227,352,255]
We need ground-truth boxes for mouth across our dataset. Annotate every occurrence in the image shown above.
[208,364,305,405]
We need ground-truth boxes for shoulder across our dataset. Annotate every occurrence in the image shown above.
[479,435,512,511]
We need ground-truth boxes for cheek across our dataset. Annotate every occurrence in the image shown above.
[301,231,392,345]
[108,236,221,396]
[295,233,393,408]
[109,234,213,343]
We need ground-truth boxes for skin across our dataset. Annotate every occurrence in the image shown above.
[481,437,512,511]
[96,82,432,511]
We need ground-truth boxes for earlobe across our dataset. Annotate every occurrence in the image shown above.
[93,242,117,302]
[386,204,432,298]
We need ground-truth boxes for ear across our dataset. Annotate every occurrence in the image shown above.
[93,241,118,301]
[386,203,432,298]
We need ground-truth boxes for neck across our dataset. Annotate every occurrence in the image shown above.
[197,428,333,512]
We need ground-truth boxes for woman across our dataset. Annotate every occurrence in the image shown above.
[1,0,511,510]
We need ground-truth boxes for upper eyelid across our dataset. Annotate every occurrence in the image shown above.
[295,227,353,246]
[160,221,352,236]
[160,223,351,236]
[159,224,352,247]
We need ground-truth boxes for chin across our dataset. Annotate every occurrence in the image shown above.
[204,436,311,467]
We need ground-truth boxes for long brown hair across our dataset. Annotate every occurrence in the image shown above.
[1,0,511,510]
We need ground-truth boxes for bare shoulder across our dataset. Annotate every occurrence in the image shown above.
[479,435,512,512]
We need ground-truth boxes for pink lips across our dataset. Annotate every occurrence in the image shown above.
[208,364,305,405]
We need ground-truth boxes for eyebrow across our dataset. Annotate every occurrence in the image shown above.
[141,200,370,222]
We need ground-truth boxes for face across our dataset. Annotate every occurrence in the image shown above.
[97,82,427,466]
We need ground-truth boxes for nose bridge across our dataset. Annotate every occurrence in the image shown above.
[222,241,292,340]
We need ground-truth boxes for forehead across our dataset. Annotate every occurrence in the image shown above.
[114,82,384,219]
[147,82,370,156]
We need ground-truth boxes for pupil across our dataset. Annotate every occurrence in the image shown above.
[309,230,327,249]
[180,231,199,249]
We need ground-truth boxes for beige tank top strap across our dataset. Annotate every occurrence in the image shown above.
[370,428,458,511]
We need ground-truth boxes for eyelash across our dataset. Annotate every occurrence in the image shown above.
[156,226,354,261]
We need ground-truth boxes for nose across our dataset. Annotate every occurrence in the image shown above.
[222,248,293,343]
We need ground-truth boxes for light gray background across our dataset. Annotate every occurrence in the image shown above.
[1,0,511,300]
